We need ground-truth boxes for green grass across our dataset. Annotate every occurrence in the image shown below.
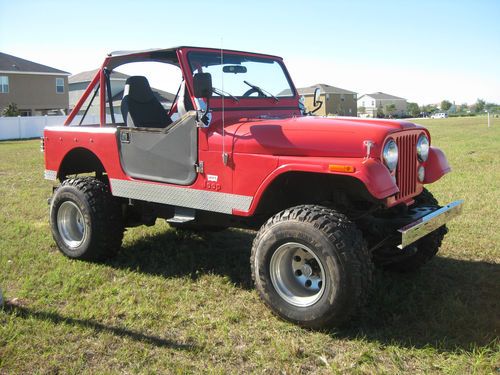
[1,117,499,374]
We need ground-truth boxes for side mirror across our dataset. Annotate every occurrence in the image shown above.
[313,87,322,107]
[193,73,212,98]
[193,73,212,128]
[310,87,323,115]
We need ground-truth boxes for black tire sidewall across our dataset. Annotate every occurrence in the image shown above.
[253,221,350,326]
[50,185,94,259]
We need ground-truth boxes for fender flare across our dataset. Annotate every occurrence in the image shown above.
[236,157,398,216]
[424,146,451,183]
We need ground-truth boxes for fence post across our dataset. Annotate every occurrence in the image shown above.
[17,115,21,139]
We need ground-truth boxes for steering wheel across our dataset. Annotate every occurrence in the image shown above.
[242,88,266,97]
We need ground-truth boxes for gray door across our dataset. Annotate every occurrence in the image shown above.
[117,113,198,185]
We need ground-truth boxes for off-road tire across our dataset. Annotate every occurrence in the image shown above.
[251,205,373,328]
[49,177,124,260]
[383,188,448,272]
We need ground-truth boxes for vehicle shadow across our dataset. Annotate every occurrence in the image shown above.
[105,228,499,353]
[106,227,255,289]
[2,302,196,351]
[335,257,500,352]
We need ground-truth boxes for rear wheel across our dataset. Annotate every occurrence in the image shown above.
[50,177,124,260]
[251,205,373,328]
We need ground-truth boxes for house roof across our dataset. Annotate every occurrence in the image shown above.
[359,92,406,100]
[299,83,357,95]
[0,52,70,75]
[279,83,356,97]
[69,69,130,84]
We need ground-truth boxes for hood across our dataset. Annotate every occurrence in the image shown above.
[225,116,421,157]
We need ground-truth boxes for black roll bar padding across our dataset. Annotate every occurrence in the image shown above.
[79,83,100,126]
[104,68,115,124]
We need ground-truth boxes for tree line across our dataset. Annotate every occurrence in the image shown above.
[406,98,499,118]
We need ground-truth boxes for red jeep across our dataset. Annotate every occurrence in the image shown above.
[43,47,462,328]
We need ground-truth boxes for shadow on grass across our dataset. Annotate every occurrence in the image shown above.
[106,228,256,289]
[337,257,500,352]
[104,228,499,353]
[3,302,197,351]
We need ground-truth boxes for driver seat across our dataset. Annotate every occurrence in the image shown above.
[121,76,172,128]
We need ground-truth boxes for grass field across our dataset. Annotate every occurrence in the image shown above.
[0,116,499,374]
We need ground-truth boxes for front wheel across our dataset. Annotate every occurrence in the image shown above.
[49,177,124,260]
[251,205,373,328]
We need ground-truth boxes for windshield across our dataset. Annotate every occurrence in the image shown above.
[188,52,295,99]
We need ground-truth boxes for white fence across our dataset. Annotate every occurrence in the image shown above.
[0,114,123,141]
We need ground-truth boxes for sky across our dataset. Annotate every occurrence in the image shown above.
[1,0,499,105]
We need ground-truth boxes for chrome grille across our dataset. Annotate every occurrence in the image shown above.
[395,133,418,200]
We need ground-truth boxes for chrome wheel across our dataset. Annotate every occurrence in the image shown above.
[270,242,326,307]
[57,201,86,248]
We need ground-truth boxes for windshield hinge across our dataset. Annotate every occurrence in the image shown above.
[195,161,204,174]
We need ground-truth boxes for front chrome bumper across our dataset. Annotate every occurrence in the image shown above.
[398,200,464,248]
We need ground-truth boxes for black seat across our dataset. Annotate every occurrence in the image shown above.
[121,76,172,128]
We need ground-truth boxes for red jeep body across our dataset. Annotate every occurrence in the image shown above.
[44,47,449,215]
[42,47,462,328]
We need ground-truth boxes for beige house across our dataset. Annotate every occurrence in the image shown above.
[295,84,357,116]
[357,92,407,118]
[0,52,70,116]
[69,69,175,116]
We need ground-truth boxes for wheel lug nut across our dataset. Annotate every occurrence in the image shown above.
[293,256,301,262]
[305,280,312,288]
[294,269,302,276]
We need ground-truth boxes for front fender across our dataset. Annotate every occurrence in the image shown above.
[237,156,398,216]
[357,158,399,198]
[424,146,451,184]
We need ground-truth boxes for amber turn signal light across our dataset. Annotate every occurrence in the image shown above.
[328,164,356,173]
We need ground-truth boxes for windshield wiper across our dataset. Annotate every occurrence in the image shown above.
[243,80,279,102]
[212,87,239,102]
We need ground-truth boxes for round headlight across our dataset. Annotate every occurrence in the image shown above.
[383,139,398,172]
[417,134,430,162]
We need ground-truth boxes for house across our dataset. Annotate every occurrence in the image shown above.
[292,84,357,116]
[0,52,70,116]
[69,69,175,116]
[357,92,407,118]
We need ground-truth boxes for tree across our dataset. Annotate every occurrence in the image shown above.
[440,100,452,111]
[485,102,500,113]
[422,104,438,114]
[458,103,469,113]
[407,102,420,117]
[2,103,20,117]
[376,106,385,118]
[474,98,486,113]
[384,103,397,118]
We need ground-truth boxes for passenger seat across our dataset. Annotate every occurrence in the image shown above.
[121,76,172,128]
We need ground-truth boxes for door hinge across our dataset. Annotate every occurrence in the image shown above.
[195,161,204,174]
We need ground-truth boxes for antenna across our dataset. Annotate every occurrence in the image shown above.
[221,38,228,165]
